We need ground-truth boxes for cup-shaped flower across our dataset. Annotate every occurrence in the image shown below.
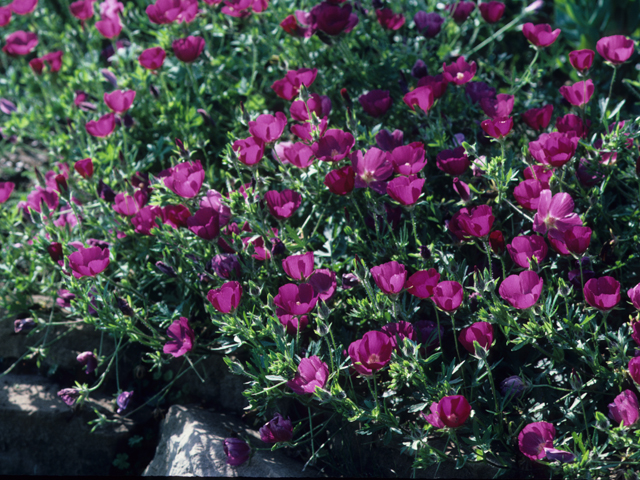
[559,80,594,107]
[290,93,331,121]
[103,89,135,113]
[628,283,640,310]
[207,281,242,314]
[452,177,470,202]
[146,0,198,24]
[233,136,265,166]
[0,6,10,25]
[514,179,542,211]
[521,105,553,130]
[562,225,591,255]
[309,1,358,35]
[359,90,393,117]
[2,31,38,56]
[381,321,416,349]
[172,35,204,62]
[95,15,122,39]
[131,205,163,235]
[458,321,494,354]
[375,128,404,151]
[480,94,514,118]
[421,402,445,428]
[162,204,191,229]
[163,317,195,357]
[387,176,425,206]
[403,85,434,115]
[264,189,302,220]
[249,112,287,143]
[432,281,464,312]
[370,260,407,295]
[348,330,393,375]
[187,207,220,240]
[48,242,64,262]
[85,112,116,138]
[500,376,526,398]
[414,11,444,38]
[524,165,554,188]
[435,147,469,178]
[27,186,59,214]
[405,268,440,299]
[456,205,494,238]
[437,395,472,428]
[223,438,251,466]
[388,142,427,175]
[324,165,355,195]
[211,254,241,279]
[139,46,166,69]
[287,356,329,394]
[533,190,582,235]
[507,235,548,269]
[0,181,15,203]
[481,116,513,139]
[479,1,505,23]
[74,158,94,179]
[556,114,588,138]
[282,252,314,281]
[313,129,355,162]
[629,357,640,385]
[350,147,393,194]
[77,351,98,374]
[10,0,38,15]
[271,68,317,101]
[163,160,204,198]
[68,246,110,278]
[608,390,639,427]
[522,23,560,47]
[449,1,474,22]
[596,35,635,65]
[276,142,315,169]
[442,57,477,85]
[583,276,620,311]
[489,230,506,254]
[376,8,404,30]
[308,269,336,301]
[260,413,293,443]
[499,271,543,309]
[518,422,555,460]
[274,283,318,316]
[569,49,594,72]
[529,132,578,168]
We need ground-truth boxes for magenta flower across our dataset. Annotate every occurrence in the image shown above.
[376,8,404,30]
[172,35,205,62]
[481,116,513,139]
[521,105,553,130]
[559,79,594,107]
[458,321,494,354]
[162,160,205,198]
[26,186,59,214]
[74,158,94,179]
[313,129,355,162]
[387,176,425,206]
[388,142,427,175]
[138,46,166,70]
[146,0,198,24]
[507,235,548,269]
[561,225,592,255]
[282,252,314,281]
[452,178,470,202]
[608,390,639,427]
[432,281,464,312]
[533,190,582,235]
[95,15,122,39]
[233,136,265,166]
[211,254,240,279]
[103,89,135,113]
[77,351,98,374]
[260,413,293,443]
[48,242,64,263]
[442,57,477,86]
[359,90,393,117]
[0,6,10,26]
[499,271,543,309]
[436,146,469,176]
[68,246,110,278]
[162,204,191,228]
[437,395,472,428]
[131,205,163,235]
[249,112,287,143]
[518,422,555,460]
[522,23,560,47]
[113,193,138,216]
[348,330,393,376]
[417,74,449,99]
[465,81,495,103]
[290,94,331,122]
[479,1,505,23]
[370,260,407,295]
[351,147,393,194]
[9,0,38,15]
[2,31,38,56]
[264,189,302,220]
[271,68,317,101]
[308,269,336,301]
[85,112,116,138]
[414,11,444,38]
[480,94,514,118]
[187,207,220,239]
[405,269,440,299]
[57,388,81,406]
[629,357,640,384]
[381,321,416,349]
[56,289,76,308]
[422,402,445,428]
[207,281,242,314]
[596,35,635,65]
[490,230,506,254]
[583,276,620,311]
[309,2,358,36]
[274,283,318,316]
[529,132,578,168]
[278,314,309,335]
[448,1,474,22]
[524,165,554,188]
[287,356,329,394]
[375,129,404,151]
[0,98,16,114]
[556,114,588,138]
[628,283,640,310]
[456,205,494,238]
[569,49,595,72]
[513,179,543,211]
[0,181,15,203]
[403,85,434,115]
[223,438,251,466]
[324,165,355,195]
[163,316,195,357]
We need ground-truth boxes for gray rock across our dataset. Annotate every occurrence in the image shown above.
[143,405,317,477]
[0,374,134,475]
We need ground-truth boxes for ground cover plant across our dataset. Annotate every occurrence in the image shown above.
[2,0,640,477]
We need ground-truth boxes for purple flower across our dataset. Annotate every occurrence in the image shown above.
[628,357,640,384]
[271,68,317,101]
[223,438,251,466]
[521,105,553,130]
[533,190,582,236]
[422,401,445,428]
[405,269,440,299]
[499,271,543,309]
[608,390,639,427]
[518,422,555,460]
[569,49,595,72]
[14,317,36,333]
[522,23,561,47]
[596,35,635,65]
[358,90,393,117]
[117,391,133,414]
[559,80,594,107]
[388,142,427,176]
[479,1,505,23]
[211,254,241,279]
[287,356,329,394]
[402,85,434,114]
[370,260,407,295]
[442,57,477,86]
[414,11,444,38]
[381,321,416,350]
[348,330,393,375]
[465,81,495,104]
[274,283,318,316]
[456,205,494,238]
[309,1,358,36]
[437,395,472,428]
[324,165,355,195]
[77,351,98,374]
[628,283,640,310]
[436,147,469,176]
[68,246,110,279]
[282,252,314,281]
[56,289,76,308]
[458,321,494,354]
[375,129,403,151]
[583,276,620,311]
[432,281,464,312]
[351,147,393,194]
[163,317,195,357]
[308,269,336,301]
[264,189,302,220]
[249,112,287,144]
[544,448,575,463]
[386,176,425,206]
[313,129,355,162]
[57,388,81,406]
[162,160,205,198]
[207,281,242,314]
[500,376,526,398]
[259,413,293,443]
[507,235,548,269]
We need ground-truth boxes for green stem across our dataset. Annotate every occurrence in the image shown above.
[600,66,618,125]
[485,359,503,434]
[466,11,528,56]
[410,209,421,247]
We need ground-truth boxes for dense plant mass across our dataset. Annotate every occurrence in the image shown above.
[2,0,640,477]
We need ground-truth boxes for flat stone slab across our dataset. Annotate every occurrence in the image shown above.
[143,405,316,477]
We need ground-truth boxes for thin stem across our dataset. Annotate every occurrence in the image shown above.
[410,209,421,247]
[434,306,443,352]
[350,196,373,244]
[449,312,466,389]
[600,66,618,125]
[466,11,527,56]
[510,47,539,96]
[485,359,503,435]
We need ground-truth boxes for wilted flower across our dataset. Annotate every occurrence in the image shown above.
[163,317,195,357]
[116,390,133,414]
[259,413,293,443]
[57,388,81,407]
[14,317,36,333]
[223,438,251,466]
[77,351,98,374]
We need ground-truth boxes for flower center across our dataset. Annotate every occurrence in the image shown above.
[456,72,465,81]
[368,353,381,364]
[330,149,339,157]
[362,171,374,183]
